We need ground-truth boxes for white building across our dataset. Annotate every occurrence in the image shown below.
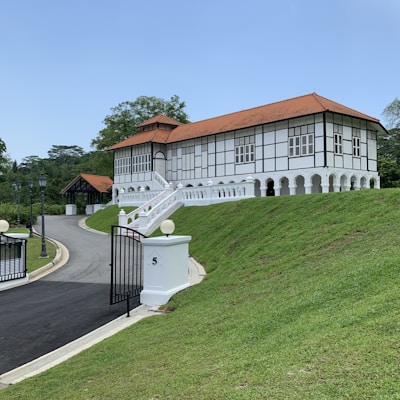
[107,93,386,234]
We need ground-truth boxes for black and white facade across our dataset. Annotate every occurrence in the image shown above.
[109,93,384,207]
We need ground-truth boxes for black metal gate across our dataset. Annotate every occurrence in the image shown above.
[0,233,27,282]
[110,226,146,315]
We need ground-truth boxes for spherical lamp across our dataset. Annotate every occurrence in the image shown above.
[160,219,175,237]
[0,220,9,234]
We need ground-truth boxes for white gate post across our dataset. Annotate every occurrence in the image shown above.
[140,234,191,306]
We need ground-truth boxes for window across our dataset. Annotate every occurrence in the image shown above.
[352,128,360,157]
[114,156,131,175]
[288,124,314,157]
[235,136,255,164]
[132,153,151,173]
[334,124,343,154]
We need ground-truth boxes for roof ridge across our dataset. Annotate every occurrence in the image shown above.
[312,93,379,122]
[311,92,329,110]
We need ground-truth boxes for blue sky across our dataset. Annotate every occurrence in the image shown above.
[1,0,399,162]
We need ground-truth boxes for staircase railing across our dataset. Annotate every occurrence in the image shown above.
[117,176,255,235]
[118,188,182,236]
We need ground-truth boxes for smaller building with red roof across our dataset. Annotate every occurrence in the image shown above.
[60,173,113,214]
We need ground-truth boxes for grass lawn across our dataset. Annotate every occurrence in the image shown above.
[84,204,136,233]
[1,189,400,399]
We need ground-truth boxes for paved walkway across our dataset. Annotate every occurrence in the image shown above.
[0,216,205,387]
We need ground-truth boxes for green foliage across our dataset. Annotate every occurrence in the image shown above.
[0,137,9,173]
[0,146,113,206]
[378,127,400,162]
[3,190,400,399]
[0,203,38,226]
[383,97,400,129]
[378,156,400,187]
[379,98,400,187]
[0,202,64,226]
[91,95,190,151]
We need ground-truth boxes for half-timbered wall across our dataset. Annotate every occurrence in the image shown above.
[325,113,378,172]
[113,112,379,193]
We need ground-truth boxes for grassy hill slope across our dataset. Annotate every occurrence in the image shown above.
[2,189,400,399]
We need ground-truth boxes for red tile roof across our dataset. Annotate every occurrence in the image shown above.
[80,174,113,192]
[108,93,382,151]
[136,114,183,128]
[60,174,113,194]
[107,129,171,149]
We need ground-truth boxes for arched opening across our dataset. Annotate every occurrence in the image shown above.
[295,175,305,195]
[254,179,261,197]
[329,174,335,192]
[154,151,166,179]
[311,174,322,193]
[360,176,367,189]
[350,175,357,190]
[266,179,275,196]
[280,177,290,196]
[340,175,348,191]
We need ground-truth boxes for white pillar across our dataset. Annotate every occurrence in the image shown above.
[85,205,94,215]
[321,184,330,193]
[65,204,77,215]
[140,235,191,306]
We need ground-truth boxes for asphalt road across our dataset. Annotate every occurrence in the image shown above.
[0,215,127,375]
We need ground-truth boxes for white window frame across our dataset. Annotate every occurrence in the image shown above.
[352,128,361,157]
[235,136,255,164]
[114,155,131,175]
[334,124,343,154]
[132,153,151,173]
[288,124,314,157]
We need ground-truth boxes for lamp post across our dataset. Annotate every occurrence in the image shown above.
[39,174,48,257]
[12,182,21,226]
[29,179,34,238]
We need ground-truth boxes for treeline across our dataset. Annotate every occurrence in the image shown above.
[0,145,113,223]
[0,95,190,225]
[0,94,399,225]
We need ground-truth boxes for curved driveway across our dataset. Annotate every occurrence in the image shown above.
[0,215,127,375]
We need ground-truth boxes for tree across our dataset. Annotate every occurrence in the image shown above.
[377,98,400,187]
[91,95,190,151]
[383,98,400,130]
[377,127,400,163]
[380,98,400,162]
[378,156,400,188]
[0,138,9,173]
[48,145,86,165]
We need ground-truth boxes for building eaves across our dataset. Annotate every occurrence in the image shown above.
[107,129,172,151]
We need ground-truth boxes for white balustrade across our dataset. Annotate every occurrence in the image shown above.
[118,177,255,235]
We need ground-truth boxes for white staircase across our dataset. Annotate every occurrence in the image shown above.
[118,187,183,236]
